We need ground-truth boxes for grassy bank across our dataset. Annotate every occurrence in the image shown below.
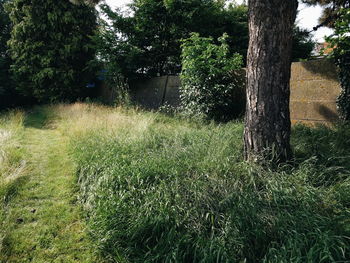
[54,103,350,263]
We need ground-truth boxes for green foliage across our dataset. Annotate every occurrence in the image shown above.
[6,0,98,103]
[97,1,314,79]
[91,24,132,106]
[63,104,350,263]
[93,14,142,81]
[0,0,11,58]
[0,0,22,109]
[98,0,248,78]
[180,33,244,121]
[326,8,350,120]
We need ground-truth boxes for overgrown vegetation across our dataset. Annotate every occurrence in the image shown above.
[0,110,26,251]
[1,104,349,262]
[180,33,245,121]
[0,110,25,206]
[47,103,350,263]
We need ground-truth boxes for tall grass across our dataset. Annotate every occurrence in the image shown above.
[0,110,26,249]
[0,110,26,206]
[57,103,350,262]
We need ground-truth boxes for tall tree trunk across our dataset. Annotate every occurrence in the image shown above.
[244,0,298,163]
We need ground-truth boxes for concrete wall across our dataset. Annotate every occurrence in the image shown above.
[103,59,341,125]
[290,59,341,125]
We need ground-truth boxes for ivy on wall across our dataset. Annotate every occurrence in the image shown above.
[326,8,350,121]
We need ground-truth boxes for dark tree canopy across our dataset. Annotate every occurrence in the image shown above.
[0,0,11,57]
[292,26,315,61]
[97,0,314,80]
[98,0,249,78]
[6,0,98,102]
[0,0,21,109]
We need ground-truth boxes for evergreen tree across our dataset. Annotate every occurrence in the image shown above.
[292,26,315,61]
[0,0,16,109]
[0,0,11,59]
[302,0,350,28]
[6,0,98,102]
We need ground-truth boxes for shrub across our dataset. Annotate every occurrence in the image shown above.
[180,33,245,121]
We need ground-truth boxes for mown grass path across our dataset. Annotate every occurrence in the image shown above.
[0,111,99,263]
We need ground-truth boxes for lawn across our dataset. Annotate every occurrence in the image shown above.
[0,106,100,263]
[1,103,350,262]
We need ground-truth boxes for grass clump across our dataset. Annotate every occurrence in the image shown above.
[0,110,26,253]
[57,103,350,263]
[0,110,26,215]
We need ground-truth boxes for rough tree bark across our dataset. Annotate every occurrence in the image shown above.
[244,0,298,163]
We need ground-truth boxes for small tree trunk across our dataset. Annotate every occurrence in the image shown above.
[244,0,298,163]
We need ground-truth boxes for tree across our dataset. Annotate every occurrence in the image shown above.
[292,26,315,61]
[98,0,313,80]
[99,0,249,78]
[244,0,298,162]
[0,0,12,98]
[6,0,98,102]
[302,0,350,28]
[0,0,10,59]
[0,0,23,109]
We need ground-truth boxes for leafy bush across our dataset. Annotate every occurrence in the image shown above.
[59,104,350,263]
[180,33,245,121]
